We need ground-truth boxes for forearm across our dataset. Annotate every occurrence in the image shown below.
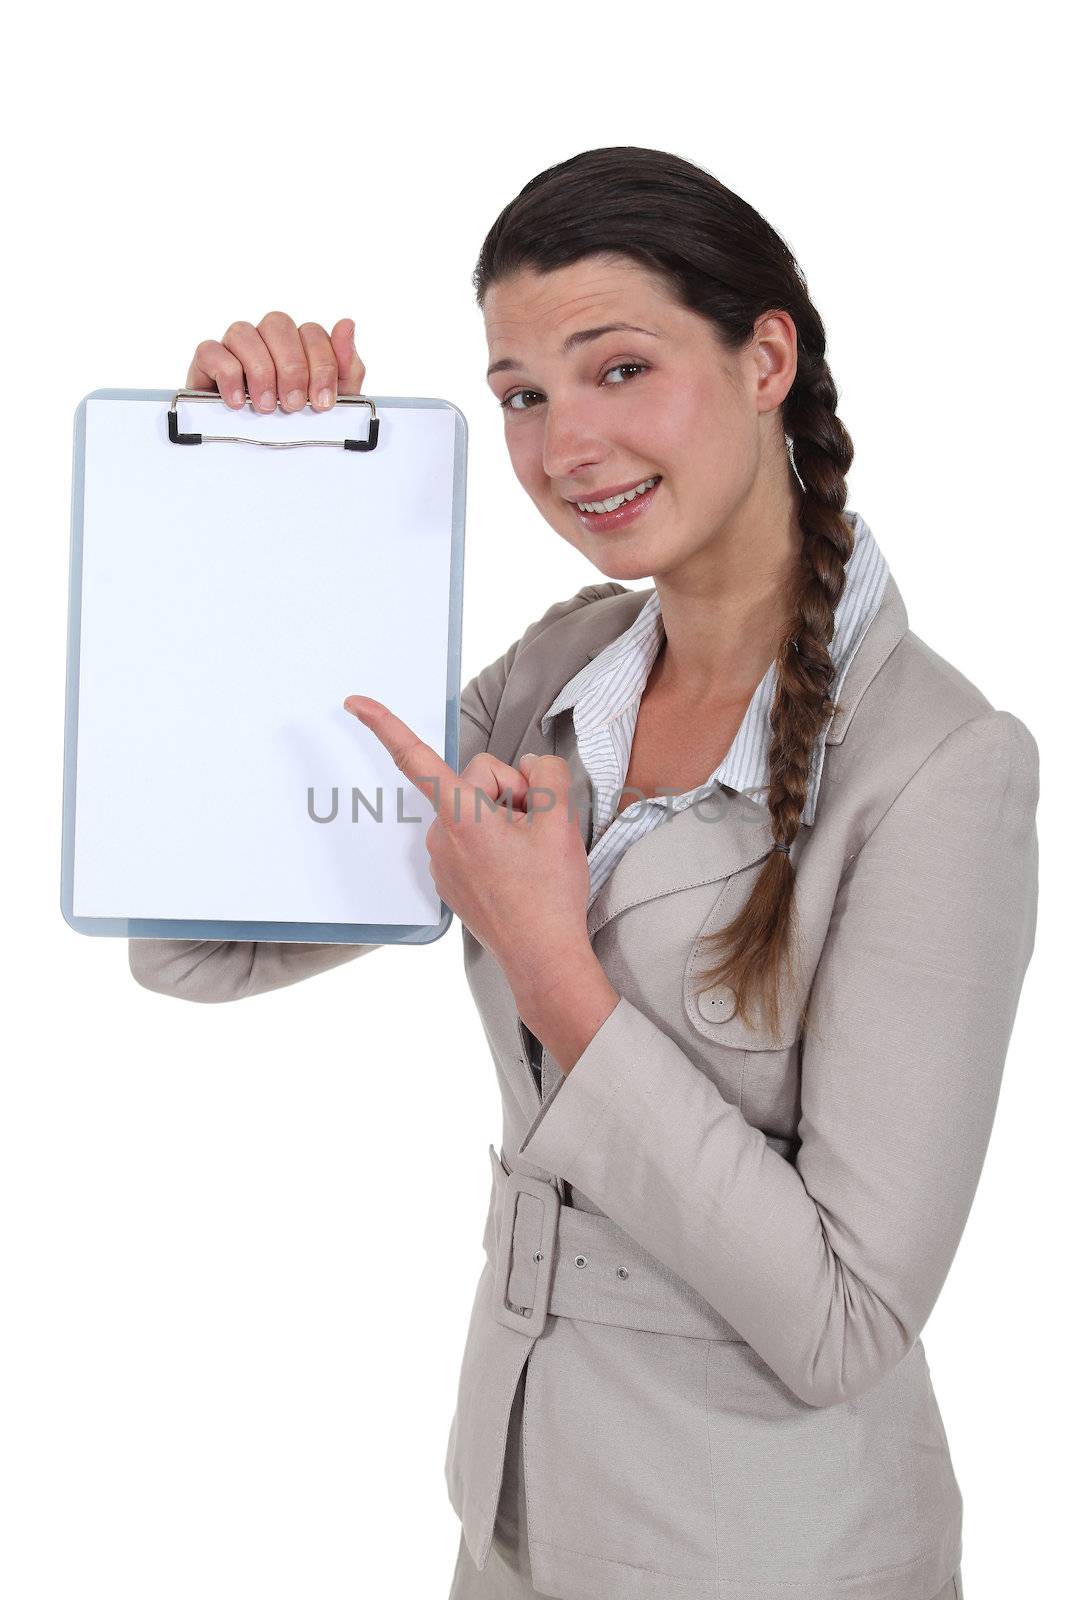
[511,948,620,1074]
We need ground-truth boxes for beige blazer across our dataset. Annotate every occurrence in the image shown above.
[129,571,1039,1600]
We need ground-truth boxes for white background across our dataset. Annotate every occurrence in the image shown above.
[2,3,1061,1595]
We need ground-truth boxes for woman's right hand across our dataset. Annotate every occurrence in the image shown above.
[186,311,366,413]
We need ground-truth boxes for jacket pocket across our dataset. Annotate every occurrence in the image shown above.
[523,1319,719,1580]
[844,1342,962,1570]
[708,1341,963,1585]
[705,1340,854,1583]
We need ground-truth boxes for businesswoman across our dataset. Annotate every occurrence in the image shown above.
[130,147,1039,1600]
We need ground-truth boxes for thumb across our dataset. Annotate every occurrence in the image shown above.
[521,753,573,814]
[331,318,365,395]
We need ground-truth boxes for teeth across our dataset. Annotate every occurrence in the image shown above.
[577,476,659,513]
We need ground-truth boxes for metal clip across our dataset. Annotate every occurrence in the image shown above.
[167,388,379,450]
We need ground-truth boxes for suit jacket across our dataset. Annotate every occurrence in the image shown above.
[129,571,1040,1600]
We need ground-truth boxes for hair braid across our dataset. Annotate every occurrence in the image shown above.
[692,345,856,1041]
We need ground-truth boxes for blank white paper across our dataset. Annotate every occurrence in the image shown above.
[71,395,458,925]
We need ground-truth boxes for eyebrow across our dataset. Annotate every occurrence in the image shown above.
[486,323,659,380]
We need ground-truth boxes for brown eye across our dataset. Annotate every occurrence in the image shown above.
[601,362,648,385]
[500,362,649,414]
[500,389,541,412]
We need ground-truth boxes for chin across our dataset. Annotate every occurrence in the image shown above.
[587,547,660,582]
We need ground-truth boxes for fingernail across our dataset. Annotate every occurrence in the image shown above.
[317,387,332,409]
[259,389,275,410]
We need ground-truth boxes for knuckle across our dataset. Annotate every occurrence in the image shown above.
[395,739,423,775]
[223,320,256,342]
[258,309,294,331]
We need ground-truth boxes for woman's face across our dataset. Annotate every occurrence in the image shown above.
[483,254,793,584]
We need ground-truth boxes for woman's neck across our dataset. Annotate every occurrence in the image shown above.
[652,495,805,706]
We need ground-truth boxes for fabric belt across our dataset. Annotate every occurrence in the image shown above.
[483,1144,747,1343]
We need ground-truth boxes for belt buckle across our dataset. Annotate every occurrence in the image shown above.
[492,1169,560,1339]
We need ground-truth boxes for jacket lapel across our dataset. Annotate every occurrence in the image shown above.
[552,711,777,938]
[824,571,908,745]
[532,570,910,941]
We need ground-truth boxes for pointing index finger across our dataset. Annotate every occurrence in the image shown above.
[344,696,463,816]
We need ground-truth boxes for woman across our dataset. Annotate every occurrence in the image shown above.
[130,148,1039,1599]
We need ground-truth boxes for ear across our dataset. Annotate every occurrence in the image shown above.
[753,310,798,413]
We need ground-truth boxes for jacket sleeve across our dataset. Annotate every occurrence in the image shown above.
[517,709,1040,1407]
[128,583,626,1003]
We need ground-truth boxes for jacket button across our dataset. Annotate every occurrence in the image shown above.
[696,984,737,1023]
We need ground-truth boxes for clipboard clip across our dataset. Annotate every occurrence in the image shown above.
[167,389,379,451]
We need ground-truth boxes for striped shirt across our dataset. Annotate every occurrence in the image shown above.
[540,509,890,915]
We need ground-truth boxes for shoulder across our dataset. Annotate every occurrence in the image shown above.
[868,622,1037,761]
[829,618,1039,848]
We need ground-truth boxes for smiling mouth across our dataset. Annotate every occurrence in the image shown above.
[567,474,663,531]
[569,475,662,513]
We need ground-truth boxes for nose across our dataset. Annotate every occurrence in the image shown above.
[556,464,600,498]
[541,408,608,491]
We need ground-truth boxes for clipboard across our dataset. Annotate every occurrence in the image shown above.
[61,387,467,946]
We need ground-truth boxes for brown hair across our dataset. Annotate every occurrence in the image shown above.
[472,146,856,1044]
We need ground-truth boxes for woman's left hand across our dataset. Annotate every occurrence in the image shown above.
[343,695,594,999]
